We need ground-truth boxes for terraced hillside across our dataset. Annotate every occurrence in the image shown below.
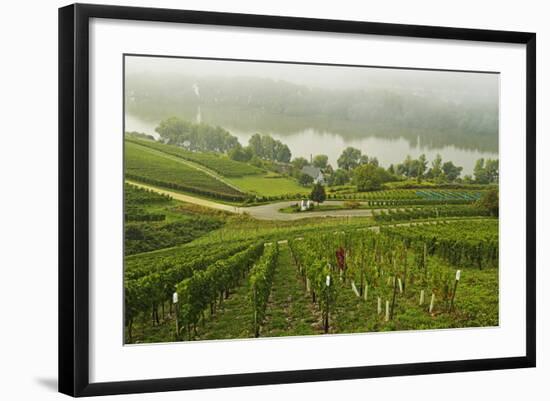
[126,136,264,177]
[125,140,246,201]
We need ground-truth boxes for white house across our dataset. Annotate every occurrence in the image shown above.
[301,166,325,184]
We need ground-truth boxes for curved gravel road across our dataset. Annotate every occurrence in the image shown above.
[244,200,376,220]
[126,181,379,220]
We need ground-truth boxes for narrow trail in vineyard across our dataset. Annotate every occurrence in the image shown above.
[195,275,255,341]
[262,243,322,337]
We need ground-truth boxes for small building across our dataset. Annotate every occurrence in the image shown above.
[301,166,325,184]
[299,199,314,211]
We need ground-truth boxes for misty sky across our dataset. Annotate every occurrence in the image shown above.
[125,55,499,96]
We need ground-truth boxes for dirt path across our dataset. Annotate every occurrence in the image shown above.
[195,274,255,341]
[127,180,490,225]
[262,243,321,337]
[126,180,378,219]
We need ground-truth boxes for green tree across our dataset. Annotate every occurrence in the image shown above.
[477,188,499,216]
[428,154,443,178]
[310,183,327,205]
[329,169,350,186]
[261,135,276,160]
[337,147,362,171]
[474,158,489,184]
[313,154,329,169]
[248,134,292,163]
[396,155,413,177]
[416,154,428,178]
[248,134,263,157]
[275,143,292,163]
[359,155,379,167]
[155,117,240,153]
[299,173,314,186]
[485,159,499,183]
[442,161,463,181]
[228,147,252,162]
[354,164,385,191]
[292,157,309,170]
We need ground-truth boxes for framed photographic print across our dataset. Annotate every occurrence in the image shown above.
[58,3,536,397]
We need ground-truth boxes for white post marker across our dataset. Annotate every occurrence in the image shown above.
[429,293,435,313]
[385,300,390,322]
[364,283,369,301]
[419,289,425,305]
[377,297,382,315]
[326,275,331,287]
[173,292,179,340]
[449,270,462,311]
[306,278,311,293]
[398,278,403,293]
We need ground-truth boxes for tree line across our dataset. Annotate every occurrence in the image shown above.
[291,146,498,193]
[150,117,498,195]
[154,117,292,164]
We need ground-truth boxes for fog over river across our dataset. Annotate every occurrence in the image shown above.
[125,56,499,176]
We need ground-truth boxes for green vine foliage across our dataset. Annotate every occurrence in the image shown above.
[249,243,279,337]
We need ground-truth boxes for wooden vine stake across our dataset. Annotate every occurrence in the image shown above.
[377,297,382,315]
[449,270,461,312]
[172,292,179,341]
[324,275,331,334]
[351,281,360,297]
[419,289,425,305]
[364,282,369,301]
[385,300,390,322]
[390,274,398,320]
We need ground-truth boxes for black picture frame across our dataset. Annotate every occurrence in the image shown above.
[59,3,536,397]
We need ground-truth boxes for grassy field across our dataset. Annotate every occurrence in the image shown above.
[227,172,308,197]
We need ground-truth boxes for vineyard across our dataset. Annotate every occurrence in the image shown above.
[327,188,485,206]
[125,141,246,201]
[372,205,489,222]
[126,136,264,177]
[124,184,225,255]
[125,219,499,343]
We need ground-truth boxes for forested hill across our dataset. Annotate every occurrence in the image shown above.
[125,72,498,152]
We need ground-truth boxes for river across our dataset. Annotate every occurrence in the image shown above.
[125,114,498,176]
